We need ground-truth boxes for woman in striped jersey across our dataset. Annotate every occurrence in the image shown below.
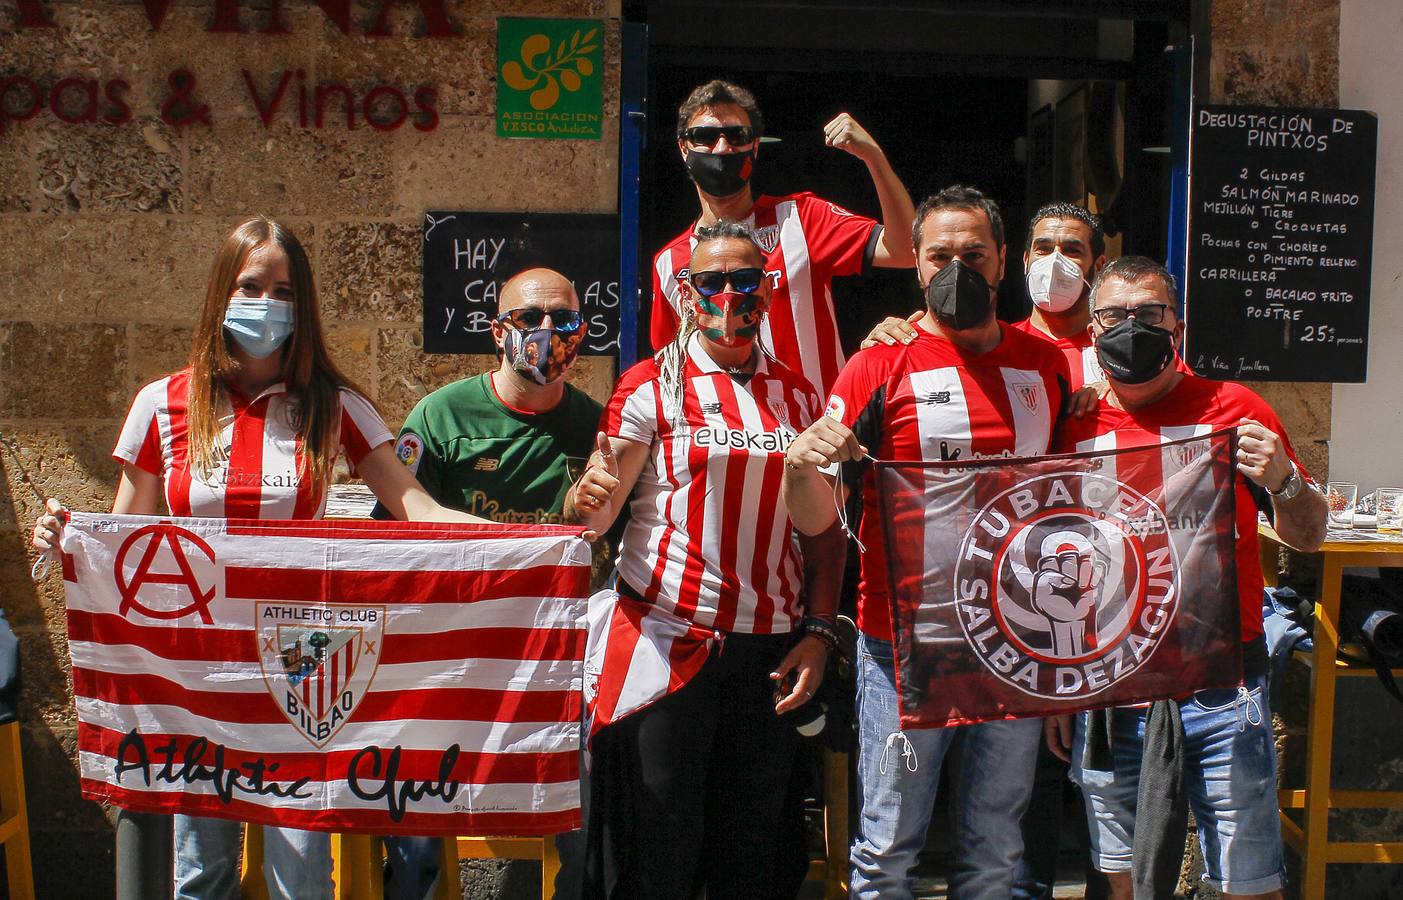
[33,216,487,900]
[568,221,847,899]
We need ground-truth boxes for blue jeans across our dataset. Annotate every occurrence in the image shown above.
[850,635,1041,900]
[1069,673,1284,895]
[173,815,332,900]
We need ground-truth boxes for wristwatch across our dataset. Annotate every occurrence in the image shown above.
[1267,461,1303,500]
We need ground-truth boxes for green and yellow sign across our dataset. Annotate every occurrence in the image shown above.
[497,18,603,140]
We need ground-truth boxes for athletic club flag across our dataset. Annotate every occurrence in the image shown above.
[59,514,591,835]
[876,429,1242,729]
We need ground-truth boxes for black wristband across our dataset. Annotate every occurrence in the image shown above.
[801,616,839,651]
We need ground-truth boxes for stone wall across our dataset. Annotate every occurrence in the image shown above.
[0,2,619,895]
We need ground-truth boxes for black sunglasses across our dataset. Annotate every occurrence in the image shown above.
[680,125,756,148]
[1092,303,1172,328]
[496,307,583,334]
[688,268,766,297]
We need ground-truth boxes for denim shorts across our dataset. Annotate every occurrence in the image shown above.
[1069,673,1284,895]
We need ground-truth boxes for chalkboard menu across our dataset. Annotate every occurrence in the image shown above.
[422,212,620,355]
[1185,105,1377,382]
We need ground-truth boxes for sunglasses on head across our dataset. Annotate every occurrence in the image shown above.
[680,125,756,148]
[688,268,766,297]
[496,307,583,334]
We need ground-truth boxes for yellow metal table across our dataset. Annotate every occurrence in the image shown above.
[1259,524,1403,897]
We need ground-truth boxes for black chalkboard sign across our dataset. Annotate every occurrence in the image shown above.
[1185,106,1377,382]
[422,212,620,355]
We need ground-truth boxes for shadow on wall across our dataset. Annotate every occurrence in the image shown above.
[0,441,121,898]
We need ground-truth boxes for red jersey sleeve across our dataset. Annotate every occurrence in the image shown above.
[1219,384,1314,485]
[112,379,167,476]
[338,389,394,472]
[796,193,880,278]
[649,249,683,351]
[826,345,900,477]
[601,360,662,447]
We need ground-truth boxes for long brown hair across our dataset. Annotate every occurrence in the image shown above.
[187,216,370,488]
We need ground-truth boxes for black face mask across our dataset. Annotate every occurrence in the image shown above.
[1095,318,1176,385]
[925,260,994,331]
[685,149,755,198]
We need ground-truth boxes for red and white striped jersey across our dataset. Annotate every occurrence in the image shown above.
[1011,318,1104,390]
[650,192,879,397]
[1054,374,1313,643]
[827,324,1071,640]
[113,369,392,520]
[603,334,824,634]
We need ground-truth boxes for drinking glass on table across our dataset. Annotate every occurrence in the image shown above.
[1326,482,1358,529]
[1375,487,1403,534]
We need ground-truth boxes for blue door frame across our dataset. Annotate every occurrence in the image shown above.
[617,21,647,370]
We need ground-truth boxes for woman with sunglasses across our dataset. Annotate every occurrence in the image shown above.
[569,222,846,899]
[32,216,489,900]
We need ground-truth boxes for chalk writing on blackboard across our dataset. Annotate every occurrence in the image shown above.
[1185,106,1376,383]
[422,212,620,356]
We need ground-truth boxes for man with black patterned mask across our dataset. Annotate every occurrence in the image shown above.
[375,267,601,900]
[651,79,916,399]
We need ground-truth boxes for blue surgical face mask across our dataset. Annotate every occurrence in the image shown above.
[224,298,295,359]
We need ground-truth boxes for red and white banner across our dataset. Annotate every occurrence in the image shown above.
[876,429,1242,728]
[60,513,591,835]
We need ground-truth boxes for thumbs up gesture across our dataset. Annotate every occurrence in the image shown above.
[571,432,621,516]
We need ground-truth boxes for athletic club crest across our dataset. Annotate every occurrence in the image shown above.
[767,396,793,430]
[753,224,781,253]
[1011,381,1043,414]
[954,472,1180,700]
[256,602,385,747]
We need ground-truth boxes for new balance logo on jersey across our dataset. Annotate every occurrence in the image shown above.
[922,391,952,405]
[694,426,795,454]
[474,458,499,472]
[701,402,723,415]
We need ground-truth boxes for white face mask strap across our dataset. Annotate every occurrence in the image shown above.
[832,469,866,554]
[30,551,51,582]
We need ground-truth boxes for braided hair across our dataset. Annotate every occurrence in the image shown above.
[655,220,771,433]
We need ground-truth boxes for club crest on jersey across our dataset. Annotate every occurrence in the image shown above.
[1012,382,1043,414]
[114,523,219,624]
[1170,439,1207,469]
[766,397,793,429]
[825,396,845,422]
[257,603,385,747]
[395,433,424,475]
[954,472,1180,701]
[753,224,781,254]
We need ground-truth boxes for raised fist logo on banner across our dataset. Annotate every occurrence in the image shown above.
[1029,531,1108,658]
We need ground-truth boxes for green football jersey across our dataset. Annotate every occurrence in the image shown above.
[375,373,602,523]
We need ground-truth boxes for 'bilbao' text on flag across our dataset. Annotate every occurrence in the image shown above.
[60,514,591,835]
[875,429,1242,728]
